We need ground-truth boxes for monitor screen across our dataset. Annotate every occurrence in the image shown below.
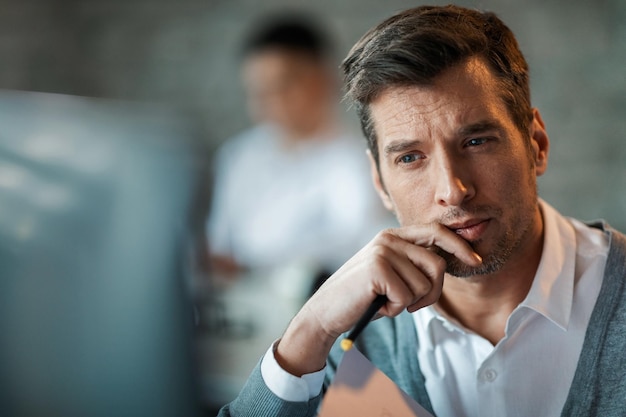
[0,90,204,417]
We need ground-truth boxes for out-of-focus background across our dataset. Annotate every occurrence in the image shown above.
[0,0,624,415]
[0,90,206,417]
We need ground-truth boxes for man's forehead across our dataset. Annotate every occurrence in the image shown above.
[368,58,507,141]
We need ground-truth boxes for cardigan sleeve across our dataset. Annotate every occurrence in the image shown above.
[216,360,323,417]
[217,312,433,416]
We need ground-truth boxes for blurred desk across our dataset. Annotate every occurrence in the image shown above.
[195,265,315,410]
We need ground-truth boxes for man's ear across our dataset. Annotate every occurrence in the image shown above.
[367,149,395,212]
[530,108,550,177]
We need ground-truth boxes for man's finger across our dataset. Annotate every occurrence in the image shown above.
[387,224,483,267]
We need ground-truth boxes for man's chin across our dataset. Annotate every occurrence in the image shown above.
[445,261,484,278]
[442,248,506,278]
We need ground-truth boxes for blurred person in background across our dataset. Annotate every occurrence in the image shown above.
[206,13,392,289]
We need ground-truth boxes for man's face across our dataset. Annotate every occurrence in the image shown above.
[242,48,331,138]
[368,57,549,277]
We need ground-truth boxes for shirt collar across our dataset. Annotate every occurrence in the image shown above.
[414,199,577,336]
[519,199,576,330]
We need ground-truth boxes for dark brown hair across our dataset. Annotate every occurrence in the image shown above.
[341,5,533,165]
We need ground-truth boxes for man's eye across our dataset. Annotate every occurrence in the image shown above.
[466,137,489,147]
[399,154,420,164]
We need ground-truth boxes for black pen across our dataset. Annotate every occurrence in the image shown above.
[341,294,388,351]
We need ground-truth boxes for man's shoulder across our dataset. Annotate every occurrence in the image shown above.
[219,124,277,152]
[213,125,280,173]
[584,220,626,237]
[580,219,626,251]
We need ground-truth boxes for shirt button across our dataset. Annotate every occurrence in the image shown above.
[482,369,497,382]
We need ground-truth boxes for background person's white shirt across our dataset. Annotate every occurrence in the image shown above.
[208,123,393,271]
[260,200,609,416]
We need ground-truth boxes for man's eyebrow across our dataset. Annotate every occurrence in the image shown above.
[458,120,505,137]
[383,139,423,156]
[383,121,506,156]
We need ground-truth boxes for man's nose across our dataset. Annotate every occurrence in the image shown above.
[433,153,475,207]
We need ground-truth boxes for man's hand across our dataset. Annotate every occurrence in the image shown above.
[274,224,482,376]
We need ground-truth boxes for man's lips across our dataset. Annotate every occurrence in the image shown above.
[445,219,490,241]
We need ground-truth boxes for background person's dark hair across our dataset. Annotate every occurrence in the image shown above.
[342,5,534,167]
[242,13,332,62]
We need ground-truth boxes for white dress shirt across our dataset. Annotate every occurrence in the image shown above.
[413,200,608,417]
[260,200,609,415]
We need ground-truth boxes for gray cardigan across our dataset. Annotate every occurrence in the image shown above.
[218,223,626,416]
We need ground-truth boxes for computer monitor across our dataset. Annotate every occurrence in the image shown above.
[0,90,204,417]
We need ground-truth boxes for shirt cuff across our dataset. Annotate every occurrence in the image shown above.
[260,340,326,402]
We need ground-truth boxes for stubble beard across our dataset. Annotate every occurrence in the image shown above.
[436,205,533,278]
[440,229,516,278]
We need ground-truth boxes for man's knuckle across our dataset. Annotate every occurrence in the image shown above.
[371,243,392,260]
[376,228,396,244]
[434,256,447,273]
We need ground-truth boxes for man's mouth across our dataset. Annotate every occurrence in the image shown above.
[446,219,490,241]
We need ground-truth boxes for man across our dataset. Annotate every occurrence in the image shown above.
[218,5,626,416]
[207,14,390,280]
